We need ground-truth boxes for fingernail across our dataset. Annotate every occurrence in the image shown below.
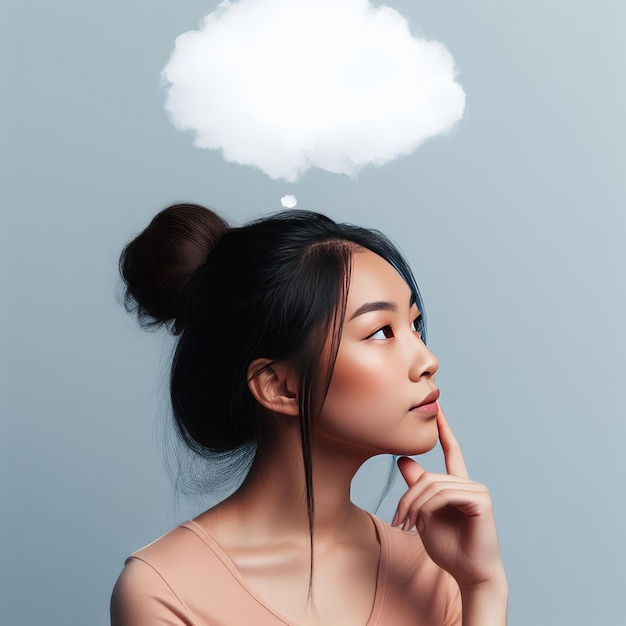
[417,517,424,532]
[391,510,399,527]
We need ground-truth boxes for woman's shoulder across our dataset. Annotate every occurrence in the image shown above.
[372,513,455,583]
[128,522,208,566]
[111,521,242,626]
[370,512,430,565]
[370,514,462,625]
[116,520,239,587]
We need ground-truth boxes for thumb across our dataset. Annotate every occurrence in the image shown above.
[397,456,425,487]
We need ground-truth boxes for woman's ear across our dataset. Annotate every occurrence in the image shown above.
[247,358,299,416]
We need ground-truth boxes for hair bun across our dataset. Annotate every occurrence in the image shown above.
[119,203,229,333]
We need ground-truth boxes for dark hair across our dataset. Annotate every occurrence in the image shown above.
[120,203,427,582]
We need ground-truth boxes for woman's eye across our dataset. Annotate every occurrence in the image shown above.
[369,325,394,340]
[411,317,422,334]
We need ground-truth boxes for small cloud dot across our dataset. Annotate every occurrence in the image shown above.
[280,194,298,208]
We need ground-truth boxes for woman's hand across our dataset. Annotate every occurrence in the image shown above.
[391,410,507,592]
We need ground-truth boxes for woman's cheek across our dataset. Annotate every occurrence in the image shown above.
[328,365,377,411]
[323,347,392,421]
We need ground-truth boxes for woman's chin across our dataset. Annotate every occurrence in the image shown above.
[397,430,440,456]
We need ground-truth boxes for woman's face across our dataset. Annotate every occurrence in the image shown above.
[317,249,440,458]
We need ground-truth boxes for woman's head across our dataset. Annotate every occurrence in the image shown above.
[120,204,427,462]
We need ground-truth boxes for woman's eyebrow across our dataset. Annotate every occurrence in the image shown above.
[349,301,397,320]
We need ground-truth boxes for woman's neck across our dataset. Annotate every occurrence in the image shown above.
[203,420,371,544]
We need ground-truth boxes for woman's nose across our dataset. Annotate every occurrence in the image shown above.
[408,336,439,381]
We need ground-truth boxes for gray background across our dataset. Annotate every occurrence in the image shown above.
[2,1,624,624]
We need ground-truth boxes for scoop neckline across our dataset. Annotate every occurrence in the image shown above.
[181,511,388,626]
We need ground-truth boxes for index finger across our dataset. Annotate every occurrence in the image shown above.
[437,409,470,479]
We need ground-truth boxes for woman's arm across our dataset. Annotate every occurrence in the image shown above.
[392,410,508,626]
[459,577,509,626]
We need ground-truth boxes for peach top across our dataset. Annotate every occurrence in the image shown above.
[111,513,462,625]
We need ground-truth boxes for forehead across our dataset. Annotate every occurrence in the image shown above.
[347,249,413,311]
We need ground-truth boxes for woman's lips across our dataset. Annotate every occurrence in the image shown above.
[410,389,440,417]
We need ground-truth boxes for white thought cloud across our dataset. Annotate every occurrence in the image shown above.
[162,0,466,182]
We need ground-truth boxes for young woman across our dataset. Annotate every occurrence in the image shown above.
[111,204,508,626]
